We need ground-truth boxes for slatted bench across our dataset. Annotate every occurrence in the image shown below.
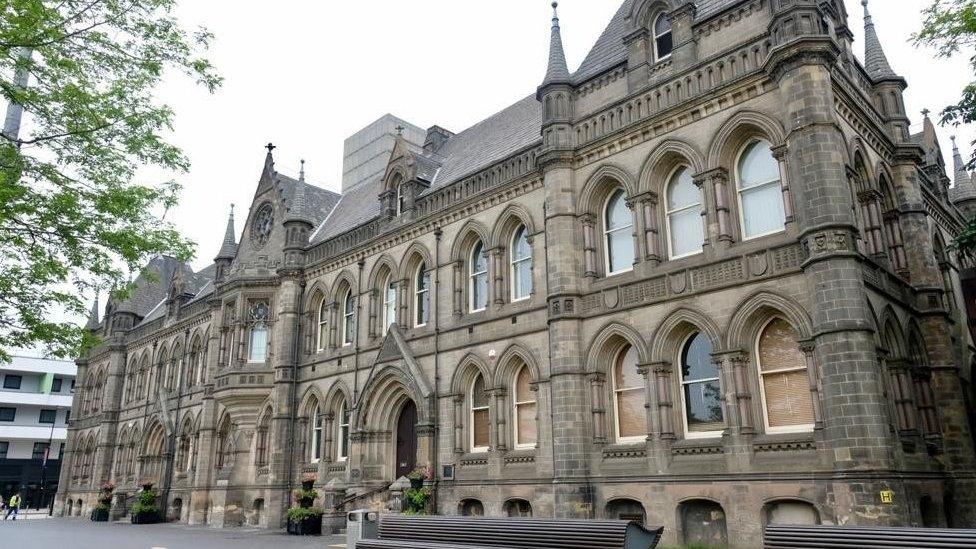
[764,524,976,548]
[356,516,665,549]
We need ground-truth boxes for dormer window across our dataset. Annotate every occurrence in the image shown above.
[396,182,405,216]
[653,13,673,61]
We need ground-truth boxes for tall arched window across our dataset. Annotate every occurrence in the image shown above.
[736,139,785,239]
[604,188,635,275]
[414,263,430,328]
[248,302,269,363]
[511,225,533,301]
[757,318,815,433]
[513,364,537,449]
[255,413,270,467]
[612,344,645,443]
[342,290,356,346]
[653,13,673,60]
[337,401,350,462]
[317,300,328,351]
[396,183,405,216]
[666,166,703,258]
[469,241,488,312]
[470,374,490,452]
[383,273,397,330]
[310,405,323,463]
[680,333,723,437]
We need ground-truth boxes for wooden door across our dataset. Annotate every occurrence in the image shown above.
[395,400,417,479]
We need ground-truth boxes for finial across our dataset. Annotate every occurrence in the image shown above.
[266,142,276,153]
[861,0,870,16]
[229,203,235,216]
[922,108,931,118]
[299,159,306,181]
[552,1,560,25]
[395,125,404,136]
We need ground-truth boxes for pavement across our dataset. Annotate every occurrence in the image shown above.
[0,517,348,548]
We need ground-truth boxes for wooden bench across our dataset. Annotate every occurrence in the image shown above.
[764,524,976,548]
[356,516,664,549]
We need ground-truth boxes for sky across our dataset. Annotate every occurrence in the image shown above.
[8,0,976,351]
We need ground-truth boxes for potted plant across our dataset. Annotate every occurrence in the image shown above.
[130,481,161,524]
[406,466,430,489]
[286,474,323,535]
[91,481,114,522]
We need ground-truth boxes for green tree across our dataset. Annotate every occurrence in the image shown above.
[0,0,221,360]
[915,1,976,258]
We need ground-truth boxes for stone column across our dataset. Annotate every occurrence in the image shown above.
[588,373,607,444]
[452,261,463,317]
[637,192,661,266]
[693,172,716,252]
[798,340,825,431]
[580,214,598,278]
[492,389,508,452]
[653,363,675,441]
[491,247,505,307]
[452,396,464,454]
[771,145,795,227]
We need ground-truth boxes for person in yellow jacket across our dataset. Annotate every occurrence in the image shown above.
[4,493,20,520]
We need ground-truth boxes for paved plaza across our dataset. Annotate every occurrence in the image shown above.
[0,518,345,549]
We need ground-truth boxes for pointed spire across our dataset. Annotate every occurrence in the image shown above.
[861,0,898,80]
[259,143,277,188]
[285,159,313,225]
[950,136,976,202]
[215,204,238,260]
[541,2,571,87]
[85,292,100,331]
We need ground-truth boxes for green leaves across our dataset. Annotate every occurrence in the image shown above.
[0,0,221,360]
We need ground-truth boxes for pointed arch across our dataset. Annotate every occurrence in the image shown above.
[639,139,706,194]
[628,0,674,31]
[324,378,352,411]
[299,384,326,418]
[331,269,358,302]
[489,204,538,249]
[649,307,723,363]
[357,364,430,430]
[451,353,493,395]
[492,343,542,388]
[304,278,332,310]
[585,322,651,373]
[579,164,639,215]
[398,242,434,281]
[449,220,491,263]
[706,110,787,170]
[367,254,400,290]
[725,291,814,350]
[880,306,906,359]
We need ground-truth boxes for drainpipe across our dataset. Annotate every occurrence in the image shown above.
[432,227,443,513]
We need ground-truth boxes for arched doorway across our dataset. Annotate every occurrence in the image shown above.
[395,400,418,479]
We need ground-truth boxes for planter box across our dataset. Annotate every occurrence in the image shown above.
[90,508,110,522]
[131,512,161,525]
[287,515,323,536]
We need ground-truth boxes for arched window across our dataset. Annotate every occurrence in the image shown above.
[666,166,704,258]
[470,373,490,452]
[255,413,270,468]
[460,499,485,517]
[681,500,727,546]
[612,344,645,443]
[680,333,723,437]
[513,364,537,449]
[414,263,430,328]
[736,139,785,239]
[511,225,533,301]
[606,499,646,524]
[505,499,532,517]
[337,401,350,462]
[342,290,356,346]
[757,318,815,433]
[383,273,397,330]
[604,188,635,275]
[765,500,819,526]
[248,302,269,363]
[469,241,488,312]
[396,183,405,216]
[317,300,328,351]
[310,405,323,463]
[653,13,673,60]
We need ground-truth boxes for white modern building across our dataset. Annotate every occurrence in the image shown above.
[0,355,76,509]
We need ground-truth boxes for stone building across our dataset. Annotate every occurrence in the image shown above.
[56,0,976,546]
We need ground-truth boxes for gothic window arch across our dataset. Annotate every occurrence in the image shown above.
[414,262,430,328]
[653,13,673,61]
[510,224,533,301]
[336,400,350,462]
[255,410,271,468]
[382,272,397,330]
[317,299,329,350]
[736,139,785,240]
[612,343,645,443]
[756,317,815,434]
[248,301,270,363]
[604,188,636,276]
[341,288,356,347]
[310,403,323,463]
[665,165,704,258]
[512,363,537,449]
[880,175,907,274]
[679,332,723,438]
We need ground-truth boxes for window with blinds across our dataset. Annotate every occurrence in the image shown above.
[757,318,815,432]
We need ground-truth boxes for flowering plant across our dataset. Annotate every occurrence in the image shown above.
[301,472,318,484]
[100,481,115,492]
[406,466,432,480]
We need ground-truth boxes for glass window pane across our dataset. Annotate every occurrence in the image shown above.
[669,209,703,257]
[656,33,673,58]
[473,409,490,448]
[608,230,635,273]
[606,190,631,230]
[682,334,715,382]
[667,168,697,210]
[741,184,785,238]
[514,260,532,300]
[516,403,537,446]
[472,375,488,407]
[513,226,530,260]
[738,140,780,188]
[473,273,488,310]
[473,242,487,273]
[614,346,642,390]
[655,14,671,36]
[758,319,806,373]
[616,389,645,439]
[249,325,267,362]
[684,380,724,431]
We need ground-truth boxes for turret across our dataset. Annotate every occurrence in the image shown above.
[214,204,237,282]
[537,2,574,155]
[282,160,313,269]
[862,0,909,142]
[950,136,976,217]
[85,292,101,331]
